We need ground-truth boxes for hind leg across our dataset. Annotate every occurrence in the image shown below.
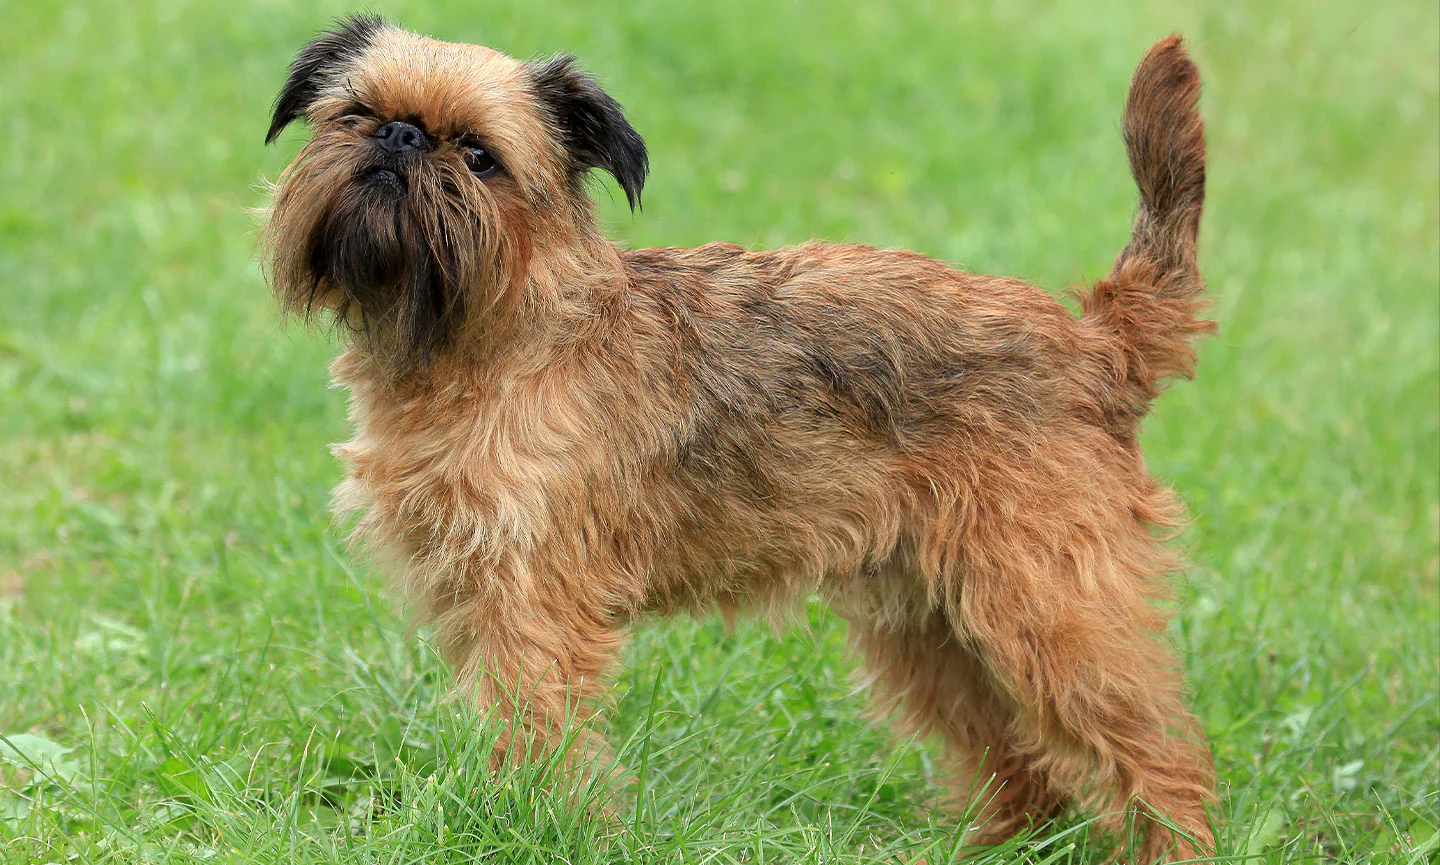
[951,484,1216,861]
[840,602,1063,841]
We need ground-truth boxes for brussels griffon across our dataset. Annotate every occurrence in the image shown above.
[262,15,1217,861]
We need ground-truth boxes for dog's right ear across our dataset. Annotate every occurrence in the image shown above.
[266,14,388,144]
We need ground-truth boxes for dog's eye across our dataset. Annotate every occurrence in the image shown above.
[463,146,499,178]
[335,103,373,129]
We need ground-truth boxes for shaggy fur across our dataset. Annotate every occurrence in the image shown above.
[262,16,1218,861]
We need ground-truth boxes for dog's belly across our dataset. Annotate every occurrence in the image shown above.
[634,480,940,632]
[631,419,937,622]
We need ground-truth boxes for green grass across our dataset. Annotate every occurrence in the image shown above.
[2,0,1436,862]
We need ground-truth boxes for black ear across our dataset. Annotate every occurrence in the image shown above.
[530,56,649,211]
[266,14,388,144]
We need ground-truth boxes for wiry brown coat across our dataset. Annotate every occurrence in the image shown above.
[263,18,1217,861]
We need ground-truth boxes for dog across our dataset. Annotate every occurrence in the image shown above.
[261,16,1217,861]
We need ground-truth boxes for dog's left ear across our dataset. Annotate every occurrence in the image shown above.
[530,56,649,211]
[267,14,388,144]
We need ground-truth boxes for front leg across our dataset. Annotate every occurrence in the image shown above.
[428,569,631,775]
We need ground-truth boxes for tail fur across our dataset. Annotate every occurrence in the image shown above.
[1079,36,1213,412]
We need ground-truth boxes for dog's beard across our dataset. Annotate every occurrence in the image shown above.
[312,182,462,365]
[264,135,504,369]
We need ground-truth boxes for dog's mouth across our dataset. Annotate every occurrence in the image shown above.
[363,166,406,192]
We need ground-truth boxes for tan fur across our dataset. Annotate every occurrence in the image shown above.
[263,20,1218,861]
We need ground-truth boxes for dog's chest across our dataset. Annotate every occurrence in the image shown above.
[327,355,605,565]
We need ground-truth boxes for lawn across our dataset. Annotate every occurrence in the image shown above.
[1,1,1436,862]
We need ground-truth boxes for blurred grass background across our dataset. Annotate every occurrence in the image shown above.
[1,1,1436,862]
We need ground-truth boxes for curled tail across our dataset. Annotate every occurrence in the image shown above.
[1079,36,1213,413]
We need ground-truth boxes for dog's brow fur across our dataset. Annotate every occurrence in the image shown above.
[262,22,1217,861]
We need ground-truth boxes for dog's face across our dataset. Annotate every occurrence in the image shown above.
[261,15,647,367]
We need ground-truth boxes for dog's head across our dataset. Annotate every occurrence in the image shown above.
[261,15,647,368]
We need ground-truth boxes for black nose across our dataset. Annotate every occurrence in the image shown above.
[374,121,426,154]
